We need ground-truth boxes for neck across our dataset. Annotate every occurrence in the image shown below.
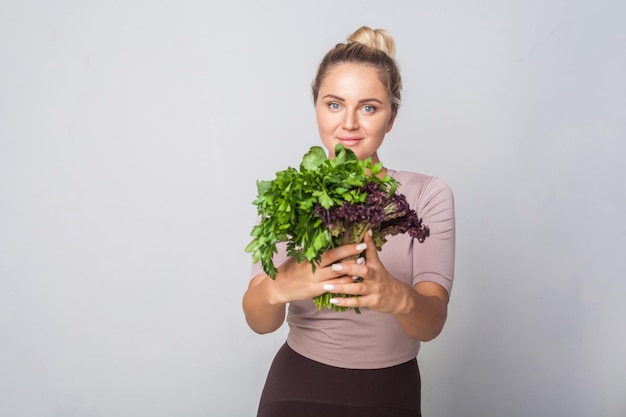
[368,165,387,179]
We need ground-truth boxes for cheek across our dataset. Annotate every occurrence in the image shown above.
[363,119,388,137]
[315,110,325,129]
[375,116,393,135]
[316,113,337,134]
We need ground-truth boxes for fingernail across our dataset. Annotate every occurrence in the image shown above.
[329,298,338,304]
[356,257,365,265]
[368,229,373,236]
[356,243,367,251]
[323,284,335,291]
[331,264,343,272]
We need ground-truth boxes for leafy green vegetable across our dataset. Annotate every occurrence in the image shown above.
[245,144,429,312]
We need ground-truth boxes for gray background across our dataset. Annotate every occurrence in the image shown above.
[1,0,625,416]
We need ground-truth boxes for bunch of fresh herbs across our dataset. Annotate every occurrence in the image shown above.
[245,144,429,312]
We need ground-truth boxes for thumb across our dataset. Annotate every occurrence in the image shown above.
[363,229,380,263]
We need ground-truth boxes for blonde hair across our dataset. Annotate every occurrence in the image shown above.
[312,26,402,111]
[348,26,396,59]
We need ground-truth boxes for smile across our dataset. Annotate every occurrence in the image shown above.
[338,137,363,146]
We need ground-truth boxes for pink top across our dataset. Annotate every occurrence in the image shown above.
[250,169,455,369]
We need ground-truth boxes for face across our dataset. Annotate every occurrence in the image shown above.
[315,63,397,163]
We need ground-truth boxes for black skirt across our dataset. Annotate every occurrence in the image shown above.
[257,343,421,417]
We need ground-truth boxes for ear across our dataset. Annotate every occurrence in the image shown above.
[385,110,398,133]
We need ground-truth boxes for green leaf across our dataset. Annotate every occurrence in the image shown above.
[300,146,327,171]
[245,144,413,313]
[256,179,271,196]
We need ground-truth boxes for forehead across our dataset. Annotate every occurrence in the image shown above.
[319,63,387,98]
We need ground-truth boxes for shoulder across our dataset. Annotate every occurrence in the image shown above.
[388,169,455,248]
[387,169,454,201]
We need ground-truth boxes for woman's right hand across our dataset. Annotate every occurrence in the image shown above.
[243,241,368,334]
[268,241,369,305]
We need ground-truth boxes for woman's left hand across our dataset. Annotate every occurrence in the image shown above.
[325,229,449,341]
[323,230,412,315]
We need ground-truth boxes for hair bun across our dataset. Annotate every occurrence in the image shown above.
[347,26,396,58]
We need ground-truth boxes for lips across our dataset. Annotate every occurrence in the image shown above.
[338,137,363,147]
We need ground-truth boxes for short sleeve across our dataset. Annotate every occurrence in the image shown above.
[411,177,455,296]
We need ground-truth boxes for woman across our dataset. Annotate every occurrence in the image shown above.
[243,26,455,417]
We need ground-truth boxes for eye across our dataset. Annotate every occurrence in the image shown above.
[361,105,376,113]
[328,102,341,110]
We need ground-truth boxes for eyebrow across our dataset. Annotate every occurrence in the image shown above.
[322,94,384,104]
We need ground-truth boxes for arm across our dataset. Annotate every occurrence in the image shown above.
[242,274,288,334]
[325,230,449,341]
[242,242,370,334]
[392,281,449,341]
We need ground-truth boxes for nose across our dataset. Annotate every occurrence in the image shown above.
[342,111,359,130]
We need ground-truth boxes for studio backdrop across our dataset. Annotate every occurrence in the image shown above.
[1,1,624,416]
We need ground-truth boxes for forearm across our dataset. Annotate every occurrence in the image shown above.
[242,275,287,334]
[393,282,448,341]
